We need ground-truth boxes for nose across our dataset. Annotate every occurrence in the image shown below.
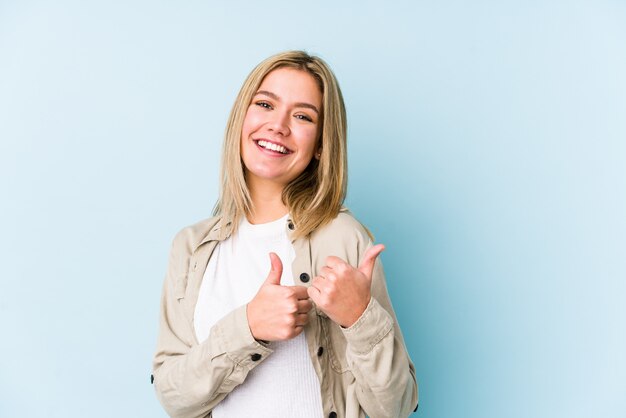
[267,110,290,136]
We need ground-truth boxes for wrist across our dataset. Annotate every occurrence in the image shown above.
[339,296,371,328]
[246,302,259,340]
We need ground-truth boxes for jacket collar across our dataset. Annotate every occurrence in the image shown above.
[193,214,298,252]
[194,216,232,252]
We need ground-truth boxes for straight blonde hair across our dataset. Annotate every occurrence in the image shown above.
[213,50,347,238]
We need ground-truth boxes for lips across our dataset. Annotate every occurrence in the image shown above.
[254,139,292,155]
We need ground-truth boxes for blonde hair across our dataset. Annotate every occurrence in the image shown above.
[213,50,347,238]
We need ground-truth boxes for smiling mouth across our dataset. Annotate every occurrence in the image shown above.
[255,139,291,155]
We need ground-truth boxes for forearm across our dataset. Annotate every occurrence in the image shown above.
[342,297,418,418]
[153,305,273,418]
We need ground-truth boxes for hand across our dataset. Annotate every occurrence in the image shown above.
[307,244,385,328]
[247,253,313,341]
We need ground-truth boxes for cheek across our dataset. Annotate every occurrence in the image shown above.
[299,126,320,155]
[242,106,267,136]
[240,111,255,162]
[241,110,255,138]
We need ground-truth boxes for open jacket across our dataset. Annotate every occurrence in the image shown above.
[152,209,418,418]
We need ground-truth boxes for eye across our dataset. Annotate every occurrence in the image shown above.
[295,113,313,122]
[255,101,272,110]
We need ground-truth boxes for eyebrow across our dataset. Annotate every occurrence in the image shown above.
[255,90,319,115]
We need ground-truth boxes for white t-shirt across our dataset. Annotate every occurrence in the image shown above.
[194,214,323,418]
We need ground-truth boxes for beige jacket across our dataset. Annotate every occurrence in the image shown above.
[152,210,418,418]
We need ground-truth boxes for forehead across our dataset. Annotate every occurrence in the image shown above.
[257,68,322,104]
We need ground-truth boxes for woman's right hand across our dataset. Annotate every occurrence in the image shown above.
[247,252,312,341]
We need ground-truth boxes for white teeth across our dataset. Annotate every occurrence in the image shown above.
[257,140,288,154]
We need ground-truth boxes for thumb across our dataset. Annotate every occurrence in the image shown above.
[264,252,283,285]
[358,244,385,279]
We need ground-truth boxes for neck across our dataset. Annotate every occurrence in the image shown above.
[247,178,289,224]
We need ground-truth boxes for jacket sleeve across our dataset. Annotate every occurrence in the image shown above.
[152,231,273,418]
[341,253,419,418]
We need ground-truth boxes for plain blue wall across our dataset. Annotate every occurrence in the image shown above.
[1,1,625,417]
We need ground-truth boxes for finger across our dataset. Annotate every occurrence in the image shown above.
[307,284,321,302]
[311,276,324,291]
[358,244,385,279]
[319,266,333,278]
[291,285,310,300]
[310,276,332,297]
[295,313,309,326]
[325,255,346,269]
[324,271,338,282]
[264,252,283,285]
[297,299,313,313]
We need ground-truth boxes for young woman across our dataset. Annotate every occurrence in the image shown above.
[152,51,418,418]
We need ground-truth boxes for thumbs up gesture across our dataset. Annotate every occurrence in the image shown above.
[307,244,385,328]
[247,253,313,341]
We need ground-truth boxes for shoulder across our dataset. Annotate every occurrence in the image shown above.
[169,215,222,256]
[313,208,372,241]
[309,207,373,267]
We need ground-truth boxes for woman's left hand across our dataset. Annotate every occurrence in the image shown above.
[307,244,385,328]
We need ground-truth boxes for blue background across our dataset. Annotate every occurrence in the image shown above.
[1,1,625,417]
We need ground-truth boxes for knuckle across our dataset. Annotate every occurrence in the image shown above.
[325,282,336,294]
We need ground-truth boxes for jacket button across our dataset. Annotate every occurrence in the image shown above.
[251,353,262,361]
[299,273,310,283]
[288,221,295,230]
[317,346,324,356]
[329,412,337,418]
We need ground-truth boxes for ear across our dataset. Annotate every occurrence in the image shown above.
[314,147,322,160]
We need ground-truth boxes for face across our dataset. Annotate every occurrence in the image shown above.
[240,67,322,191]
